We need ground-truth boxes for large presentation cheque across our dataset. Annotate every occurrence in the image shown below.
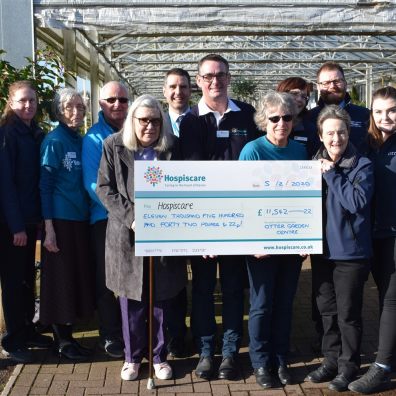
[134,161,322,256]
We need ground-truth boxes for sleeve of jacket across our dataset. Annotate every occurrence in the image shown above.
[96,137,135,228]
[82,132,107,208]
[0,130,25,233]
[323,158,374,214]
[179,113,206,160]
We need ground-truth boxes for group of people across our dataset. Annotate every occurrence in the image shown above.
[0,53,394,394]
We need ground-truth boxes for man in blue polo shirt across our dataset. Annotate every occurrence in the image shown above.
[180,54,259,380]
[82,81,129,358]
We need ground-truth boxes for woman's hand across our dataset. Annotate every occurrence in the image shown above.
[13,231,27,247]
[131,221,135,232]
[43,220,60,253]
[320,158,335,173]
[253,254,271,259]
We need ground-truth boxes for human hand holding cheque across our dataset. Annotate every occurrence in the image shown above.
[134,161,322,256]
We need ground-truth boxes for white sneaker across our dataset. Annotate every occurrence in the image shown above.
[154,361,173,380]
[121,362,140,381]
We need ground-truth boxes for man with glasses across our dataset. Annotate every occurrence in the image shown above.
[307,61,369,155]
[82,81,129,358]
[179,54,259,380]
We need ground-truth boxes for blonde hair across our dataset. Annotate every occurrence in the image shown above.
[122,94,171,152]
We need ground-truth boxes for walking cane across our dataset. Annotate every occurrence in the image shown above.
[147,256,156,389]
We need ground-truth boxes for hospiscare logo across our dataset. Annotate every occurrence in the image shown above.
[144,165,206,187]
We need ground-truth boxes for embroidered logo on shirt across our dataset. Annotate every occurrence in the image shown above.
[62,152,80,171]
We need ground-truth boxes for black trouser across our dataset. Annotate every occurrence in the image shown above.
[91,220,122,341]
[372,237,396,367]
[0,223,37,351]
[311,255,370,376]
[164,286,187,345]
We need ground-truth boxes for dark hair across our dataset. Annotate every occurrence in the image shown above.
[0,80,37,126]
[317,105,351,137]
[276,77,311,94]
[369,86,396,149]
[164,68,191,87]
[198,54,229,73]
[316,61,345,81]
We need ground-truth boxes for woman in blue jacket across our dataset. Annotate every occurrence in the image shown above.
[0,81,53,363]
[305,105,374,392]
[348,86,396,394]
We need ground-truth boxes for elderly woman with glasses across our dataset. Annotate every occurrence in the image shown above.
[239,91,307,389]
[39,87,95,361]
[96,94,186,382]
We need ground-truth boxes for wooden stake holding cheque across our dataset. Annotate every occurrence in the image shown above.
[147,256,155,390]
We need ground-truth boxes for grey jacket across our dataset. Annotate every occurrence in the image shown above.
[96,132,186,301]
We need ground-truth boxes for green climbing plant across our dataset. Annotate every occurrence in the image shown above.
[0,47,74,131]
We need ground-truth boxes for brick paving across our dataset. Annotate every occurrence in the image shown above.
[2,261,396,395]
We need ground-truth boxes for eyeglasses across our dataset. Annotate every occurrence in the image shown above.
[134,117,161,127]
[288,91,309,101]
[268,114,293,123]
[318,78,345,88]
[64,105,85,113]
[198,72,229,83]
[102,97,129,104]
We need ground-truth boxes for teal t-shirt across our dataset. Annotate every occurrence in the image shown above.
[239,135,308,161]
[40,123,89,221]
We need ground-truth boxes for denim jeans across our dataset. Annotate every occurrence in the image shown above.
[247,255,302,369]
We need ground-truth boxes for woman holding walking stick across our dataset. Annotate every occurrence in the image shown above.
[96,94,186,382]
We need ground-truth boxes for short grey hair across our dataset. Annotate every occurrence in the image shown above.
[254,91,297,131]
[317,105,351,137]
[52,87,86,121]
[122,94,171,152]
[99,81,129,100]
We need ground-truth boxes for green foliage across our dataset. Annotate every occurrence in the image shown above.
[0,48,74,131]
[350,85,366,107]
[231,78,258,103]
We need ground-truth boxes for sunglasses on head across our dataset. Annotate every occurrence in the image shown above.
[268,114,293,123]
[102,97,129,104]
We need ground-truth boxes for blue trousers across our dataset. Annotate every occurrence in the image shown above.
[247,255,302,369]
[191,255,245,357]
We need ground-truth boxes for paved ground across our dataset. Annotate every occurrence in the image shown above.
[2,261,396,395]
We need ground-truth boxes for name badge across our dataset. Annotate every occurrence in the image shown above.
[294,136,308,142]
[67,151,77,158]
[217,130,229,138]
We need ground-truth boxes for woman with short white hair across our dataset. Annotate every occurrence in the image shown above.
[40,87,95,361]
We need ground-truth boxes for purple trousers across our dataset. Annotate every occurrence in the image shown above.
[119,296,167,364]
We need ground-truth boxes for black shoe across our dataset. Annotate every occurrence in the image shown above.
[348,363,391,394]
[26,332,53,349]
[306,364,337,383]
[254,367,274,389]
[329,373,355,392]
[2,347,34,364]
[56,343,89,362]
[100,339,124,358]
[167,337,185,358]
[70,339,93,356]
[195,356,214,380]
[218,356,238,380]
[278,365,293,385]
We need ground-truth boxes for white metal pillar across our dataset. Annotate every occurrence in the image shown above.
[0,0,34,68]
[365,64,373,107]
[89,31,100,124]
[63,29,77,88]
